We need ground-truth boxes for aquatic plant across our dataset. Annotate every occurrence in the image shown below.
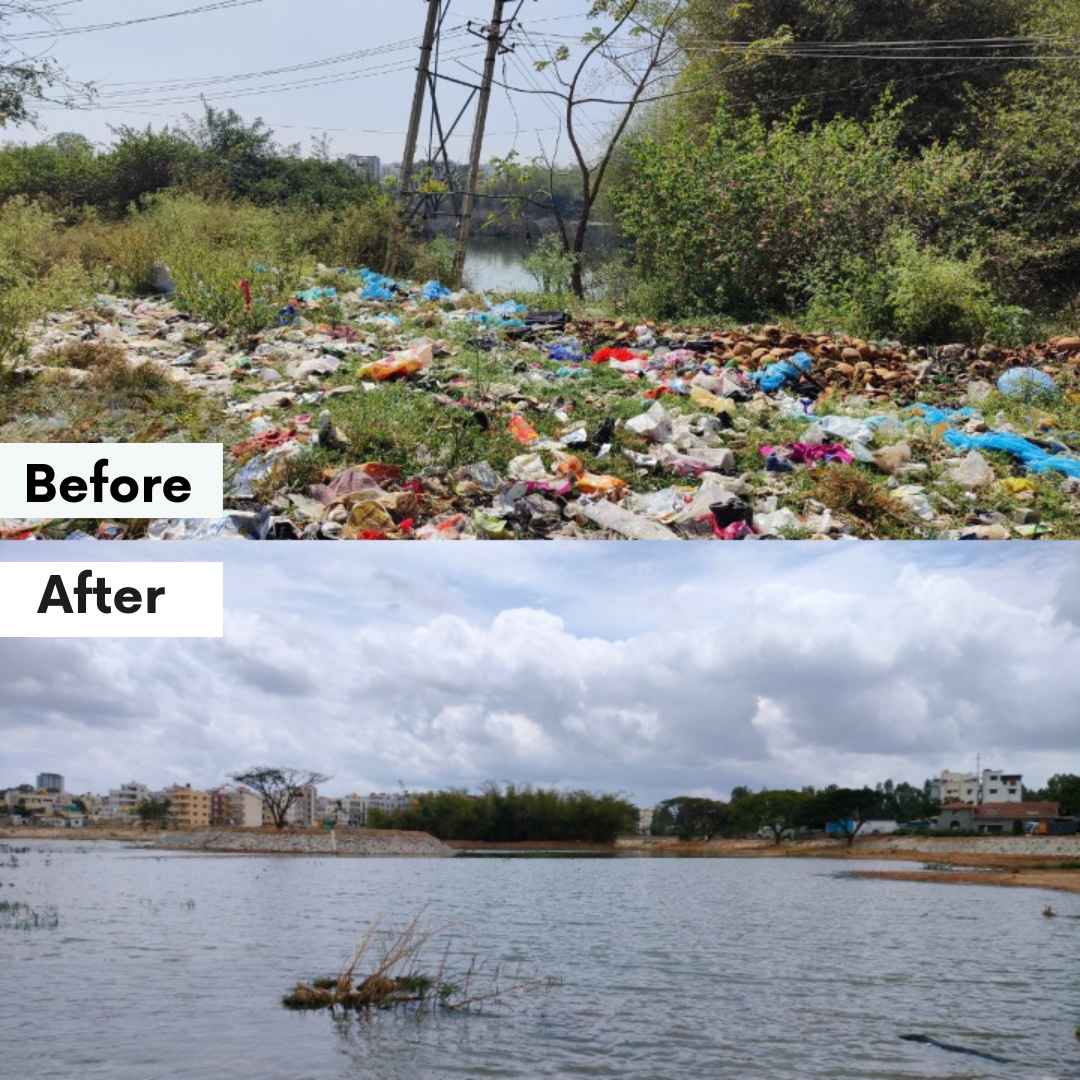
[282,914,557,1015]
[0,900,59,930]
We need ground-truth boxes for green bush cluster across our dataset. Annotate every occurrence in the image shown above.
[368,783,638,844]
[607,0,1080,341]
[0,197,95,361]
[612,98,1019,339]
[0,109,379,217]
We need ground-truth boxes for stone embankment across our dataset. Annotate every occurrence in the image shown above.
[154,827,453,857]
[857,835,1080,858]
[615,833,1080,859]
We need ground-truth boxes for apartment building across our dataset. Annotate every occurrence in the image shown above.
[230,788,263,828]
[105,782,151,817]
[36,772,64,793]
[929,768,1022,806]
[166,785,211,828]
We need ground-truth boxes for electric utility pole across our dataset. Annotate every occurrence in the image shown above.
[390,0,441,274]
[452,0,509,286]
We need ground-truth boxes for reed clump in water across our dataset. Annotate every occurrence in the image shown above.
[0,900,59,929]
[282,914,557,1014]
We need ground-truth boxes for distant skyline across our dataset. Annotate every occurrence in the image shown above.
[2,0,613,163]
[2,543,1078,806]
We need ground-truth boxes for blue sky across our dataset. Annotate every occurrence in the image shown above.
[4,0,612,163]
[2,541,1078,805]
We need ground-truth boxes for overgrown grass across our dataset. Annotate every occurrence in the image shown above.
[0,351,239,446]
[322,382,520,476]
[810,465,921,538]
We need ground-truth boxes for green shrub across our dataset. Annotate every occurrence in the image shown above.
[0,197,94,361]
[614,96,1008,325]
[804,230,1035,344]
[130,193,308,333]
[524,233,576,297]
[409,235,456,285]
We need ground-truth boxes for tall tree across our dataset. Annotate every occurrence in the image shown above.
[1044,774,1080,816]
[802,787,883,846]
[135,797,172,828]
[1,3,93,125]
[230,767,330,829]
[741,790,809,844]
[677,0,1033,144]
[530,0,685,296]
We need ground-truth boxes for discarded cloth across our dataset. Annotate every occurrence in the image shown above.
[759,443,854,466]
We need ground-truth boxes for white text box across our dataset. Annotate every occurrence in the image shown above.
[0,444,223,518]
[0,562,223,637]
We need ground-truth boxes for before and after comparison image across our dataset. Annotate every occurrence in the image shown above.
[0,1,1079,1078]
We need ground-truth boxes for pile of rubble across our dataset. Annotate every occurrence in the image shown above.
[3,265,1079,541]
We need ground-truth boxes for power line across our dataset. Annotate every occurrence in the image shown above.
[94,37,458,97]
[41,47,483,111]
[3,0,270,40]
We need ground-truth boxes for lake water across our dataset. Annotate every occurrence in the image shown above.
[465,237,535,293]
[2,841,1076,1080]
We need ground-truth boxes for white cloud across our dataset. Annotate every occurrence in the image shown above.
[2,542,1078,803]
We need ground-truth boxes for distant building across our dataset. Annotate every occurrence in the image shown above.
[209,786,231,826]
[37,772,64,793]
[230,788,263,828]
[166,785,211,829]
[935,801,1059,834]
[637,807,654,835]
[342,792,412,826]
[3,788,52,819]
[861,819,901,835]
[342,154,381,182]
[105,782,151,817]
[929,769,1022,806]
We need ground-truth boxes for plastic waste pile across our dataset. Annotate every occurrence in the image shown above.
[5,267,1080,541]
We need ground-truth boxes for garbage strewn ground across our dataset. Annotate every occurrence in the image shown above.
[3,266,1080,540]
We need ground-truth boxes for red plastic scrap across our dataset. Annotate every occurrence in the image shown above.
[362,462,403,486]
[591,346,642,365]
[711,519,753,540]
[239,279,253,310]
[230,427,299,459]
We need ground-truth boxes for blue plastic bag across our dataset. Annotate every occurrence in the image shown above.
[296,286,336,303]
[358,268,397,302]
[752,351,812,393]
[421,280,452,302]
[944,430,1080,478]
[907,403,978,427]
[549,342,584,363]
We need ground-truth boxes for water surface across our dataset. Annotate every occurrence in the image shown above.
[2,841,1075,1079]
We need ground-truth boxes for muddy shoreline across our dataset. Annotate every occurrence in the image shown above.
[5,829,1079,892]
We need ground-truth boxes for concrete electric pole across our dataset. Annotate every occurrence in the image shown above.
[390,0,442,274]
[451,0,509,286]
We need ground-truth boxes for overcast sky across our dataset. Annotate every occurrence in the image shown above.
[3,0,615,163]
[2,542,1078,805]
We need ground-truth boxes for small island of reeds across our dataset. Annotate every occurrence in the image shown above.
[282,914,557,1014]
